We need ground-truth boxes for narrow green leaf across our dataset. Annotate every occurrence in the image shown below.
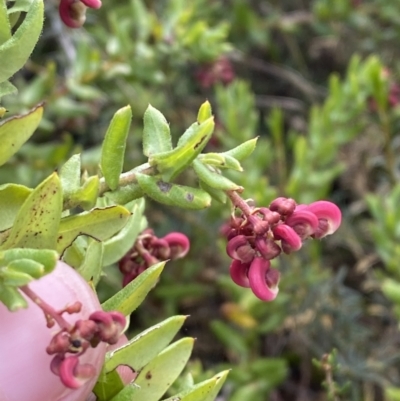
[0,0,11,45]
[6,259,44,278]
[93,369,125,401]
[102,261,165,316]
[199,180,227,204]
[75,175,100,210]
[56,206,131,254]
[101,106,132,191]
[149,117,215,181]
[104,182,144,204]
[0,248,57,273]
[75,239,104,285]
[103,199,147,266]
[143,105,172,157]
[0,81,17,98]
[164,370,229,401]
[1,173,62,250]
[0,184,32,231]
[0,0,44,83]
[222,137,258,161]
[0,104,43,166]
[197,100,212,123]
[60,153,81,200]
[192,159,242,191]
[198,152,242,171]
[1,268,33,286]
[110,338,194,401]
[0,283,27,311]
[105,315,187,373]
[136,173,212,210]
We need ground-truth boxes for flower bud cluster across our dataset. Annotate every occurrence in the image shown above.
[224,197,342,302]
[119,229,190,286]
[59,0,101,28]
[47,308,126,389]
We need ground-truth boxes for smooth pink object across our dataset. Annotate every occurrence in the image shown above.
[0,261,107,401]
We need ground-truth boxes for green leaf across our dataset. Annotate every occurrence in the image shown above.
[136,173,212,210]
[199,180,227,204]
[0,104,43,166]
[101,106,132,191]
[198,152,242,171]
[0,184,32,231]
[0,0,44,83]
[222,138,258,161]
[110,338,194,401]
[0,0,11,45]
[56,206,131,254]
[104,182,144,204]
[143,105,172,157]
[0,248,57,273]
[192,159,242,191]
[102,261,165,316]
[0,283,27,311]
[105,315,187,373]
[60,153,81,200]
[103,199,147,266]
[0,81,17,98]
[1,173,62,250]
[76,175,100,210]
[197,100,212,123]
[75,239,104,285]
[164,370,229,401]
[149,117,215,181]
[94,369,124,401]
[1,268,33,286]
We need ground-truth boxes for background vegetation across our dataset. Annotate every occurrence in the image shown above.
[4,0,400,400]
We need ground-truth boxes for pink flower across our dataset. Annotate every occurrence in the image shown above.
[0,261,106,401]
[59,0,102,28]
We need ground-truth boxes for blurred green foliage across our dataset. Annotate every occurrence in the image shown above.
[4,0,400,400]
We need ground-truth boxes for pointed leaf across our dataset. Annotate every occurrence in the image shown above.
[105,315,187,373]
[0,81,17,98]
[1,173,62,250]
[60,153,81,200]
[222,138,258,161]
[101,106,132,190]
[0,1,11,45]
[0,0,44,83]
[0,104,43,166]
[198,153,242,171]
[0,283,27,311]
[150,117,215,181]
[143,105,172,157]
[103,199,147,266]
[192,159,242,191]
[197,101,212,124]
[75,239,104,285]
[110,338,194,401]
[56,206,130,253]
[102,261,165,316]
[137,173,212,210]
[0,184,32,231]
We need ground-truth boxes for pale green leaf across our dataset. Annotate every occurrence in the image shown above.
[56,206,130,254]
[75,239,104,285]
[101,106,132,190]
[102,261,165,316]
[0,0,11,45]
[0,0,44,82]
[0,104,43,166]
[1,173,62,250]
[105,315,187,373]
[0,81,17,98]
[0,184,32,231]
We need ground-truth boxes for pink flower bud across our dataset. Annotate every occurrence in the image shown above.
[59,0,87,28]
[248,257,280,301]
[226,235,250,261]
[269,197,296,217]
[162,232,190,259]
[0,261,107,401]
[273,224,302,253]
[285,210,319,239]
[229,260,251,288]
[255,237,281,260]
[304,201,342,238]
[80,0,102,9]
